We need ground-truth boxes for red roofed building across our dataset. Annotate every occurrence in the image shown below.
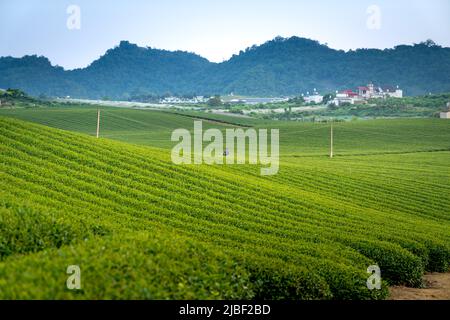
[358,84,374,98]
[343,90,358,97]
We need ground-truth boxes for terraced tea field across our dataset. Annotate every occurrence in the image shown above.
[2,106,450,155]
[0,106,232,149]
[0,106,449,299]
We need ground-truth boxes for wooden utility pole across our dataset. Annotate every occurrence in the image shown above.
[96,109,100,138]
[330,118,334,158]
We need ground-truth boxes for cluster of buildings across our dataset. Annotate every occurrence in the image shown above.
[155,84,405,106]
[302,83,403,106]
[228,97,289,105]
[159,96,208,104]
[331,83,403,106]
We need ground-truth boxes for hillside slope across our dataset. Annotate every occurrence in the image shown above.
[0,116,449,299]
[1,37,450,98]
[1,106,450,155]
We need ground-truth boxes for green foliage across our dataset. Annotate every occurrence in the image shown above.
[0,205,92,258]
[0,113,449,299]
[247,262,332,300]
[207,95,222,107]
[343,239,424,287]
[322,93,335,105]
[0,88,33,106]
[1,88,26,98]
[1,37,450,98]
[0,232,254,299]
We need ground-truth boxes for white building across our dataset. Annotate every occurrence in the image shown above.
[358,84,375,99]
[440,102,450,119]
[303,89,324,104]
[440,112,450,119]
[304,94,323,104]
[331,90,364,106]
[384,86,403,98]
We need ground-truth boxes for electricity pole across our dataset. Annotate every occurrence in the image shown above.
[330,118,334,158]
[96,109,100,138]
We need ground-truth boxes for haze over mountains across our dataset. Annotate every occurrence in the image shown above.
[1,36,450,98]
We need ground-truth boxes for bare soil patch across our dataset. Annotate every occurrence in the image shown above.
[389,273,450,300]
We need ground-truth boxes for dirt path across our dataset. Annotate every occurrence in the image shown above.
[389,273,450,300]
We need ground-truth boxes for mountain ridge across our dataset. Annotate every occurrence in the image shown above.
[1,36,450,98]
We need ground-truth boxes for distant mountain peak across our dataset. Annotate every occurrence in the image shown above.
[117,40,141,50]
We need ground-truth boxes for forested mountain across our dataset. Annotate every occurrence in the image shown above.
[1,37,450,98]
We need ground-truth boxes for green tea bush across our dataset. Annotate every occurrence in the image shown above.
[0,233,254,299]
[244,259,332,300]
[347,240,424,287]
[0,116,449,299]
[0,204,101,259]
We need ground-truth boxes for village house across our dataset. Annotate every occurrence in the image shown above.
[440,102,450,119]
[383,86,403,98]
[331,89,364,106]
[304,94,323,104]
[303,89,324,104]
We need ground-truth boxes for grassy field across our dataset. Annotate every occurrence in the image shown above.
[1,106,450,155]
[0,105,449,299]
[0,107,233,149]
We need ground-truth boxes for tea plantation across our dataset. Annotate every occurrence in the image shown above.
[0,107,449,299]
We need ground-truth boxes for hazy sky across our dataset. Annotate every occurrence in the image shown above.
[1,0,449,70]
